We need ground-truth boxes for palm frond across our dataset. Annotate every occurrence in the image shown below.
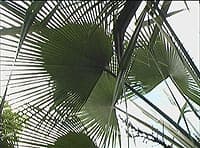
[130,101,198,148]
[127,5,200,106]
[0,1,129,147]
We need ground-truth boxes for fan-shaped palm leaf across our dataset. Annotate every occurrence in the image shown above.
[128,34,200,106]
[37,23,112,111]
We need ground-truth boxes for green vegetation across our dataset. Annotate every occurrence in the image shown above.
[0,98,25,147]
[0,1,199,148]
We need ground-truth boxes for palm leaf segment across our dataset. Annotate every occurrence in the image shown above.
[78,71,118,147]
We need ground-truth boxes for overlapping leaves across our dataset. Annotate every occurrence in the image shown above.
[0,1,123,147]
[128,34,200,106]
[1,1,199,148]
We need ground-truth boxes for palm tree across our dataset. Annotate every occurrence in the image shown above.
[0,1,199,147]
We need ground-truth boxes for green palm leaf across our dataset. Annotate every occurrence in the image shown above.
[38,23,112,109]
[78,71,119,147]
[129,34,200,106]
